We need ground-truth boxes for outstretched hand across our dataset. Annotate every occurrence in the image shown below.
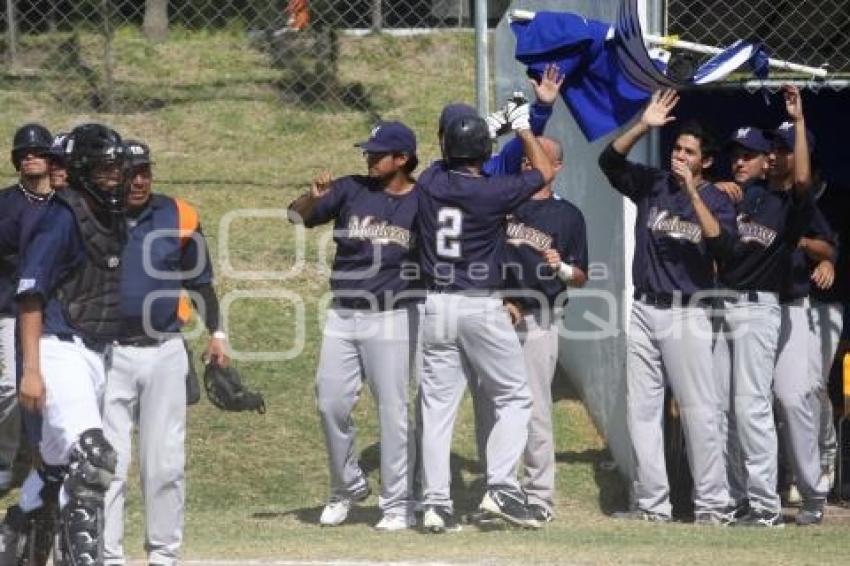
[530,64,565,106]
[641,89,679,129]
[782,84,804,123]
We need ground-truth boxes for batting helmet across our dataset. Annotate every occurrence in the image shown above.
[442,116,492,164]
[49,132,71,165]
[66,123,129,214]
[11,123,53,170]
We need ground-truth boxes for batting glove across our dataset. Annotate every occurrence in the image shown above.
[506,101,531,132]
[485,108,509,139]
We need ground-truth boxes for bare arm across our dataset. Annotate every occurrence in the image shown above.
[612,89,679,156]
[517,129,555,184]
[287,171,333,224]
[783,85,811,196]
[799,237,834,263]
[672,160,721,238]
[18,295,46,413]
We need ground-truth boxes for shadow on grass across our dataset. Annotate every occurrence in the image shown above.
[555,448,629,515]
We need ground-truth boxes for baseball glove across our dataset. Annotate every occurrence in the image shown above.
[203,362,266,414]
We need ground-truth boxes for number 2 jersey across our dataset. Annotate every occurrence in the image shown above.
[415,160,545,291]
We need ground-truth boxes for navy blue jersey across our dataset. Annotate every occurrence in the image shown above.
[718,180,814,292]
[503,196,588,308]
[598,145,737,295]
[0,185,54,315]
[482,103,552,177]
[121,194,213,335]
[782,204,835,301]
[415,161,545,291]
[15,202,87,336]
[305,175,419,303]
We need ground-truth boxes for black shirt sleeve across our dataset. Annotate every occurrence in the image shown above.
[598,143,658,202]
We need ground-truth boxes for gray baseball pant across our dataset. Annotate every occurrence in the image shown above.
[808,299,843,470]
[712,312,747,506]
[725,292,782,514]
[103,337,188,566]
[0,316,19,478]
[316,306,415,516]
[627,300,729,518]
[774,299,827,508]
[420,293,531,509]
[473,307,560,512]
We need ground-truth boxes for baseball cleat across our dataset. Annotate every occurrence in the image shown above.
[527,504,554,524]
[422,506,461,533]
[694,508,736,526]
[319,484,370,526]
[610,509,671,523]
[795,506,824,527]
[479,490,541,529]
[374,513,416,532]
[735,509,784,528]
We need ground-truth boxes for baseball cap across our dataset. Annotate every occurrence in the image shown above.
[124,139,152,166]
[355,121,417,155]
[771,121,816,154]
[727,126,772,154]
[438,103,477,134]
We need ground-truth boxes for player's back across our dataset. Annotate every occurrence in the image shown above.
[416,161,544,291]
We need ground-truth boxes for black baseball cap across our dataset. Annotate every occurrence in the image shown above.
[124,139,152,167]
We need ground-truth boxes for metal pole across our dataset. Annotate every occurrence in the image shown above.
[372,0,382,33]
[647,0,663,168]
[102,0,114,112]
[6,0,18,67]
[474,0,488,114]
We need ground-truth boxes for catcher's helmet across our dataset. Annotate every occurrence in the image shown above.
[67,123,129,213]
[11,123,53,170]
[442,115,492,164]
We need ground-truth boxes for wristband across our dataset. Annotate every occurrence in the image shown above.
[212,330,227,340]
[557,262,575,284]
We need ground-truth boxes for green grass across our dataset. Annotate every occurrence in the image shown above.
[1,27,849,564]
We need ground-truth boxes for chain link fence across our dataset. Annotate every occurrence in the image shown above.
[0,1,494,113]
[666,0,850,79]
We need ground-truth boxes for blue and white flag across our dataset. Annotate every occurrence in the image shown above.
[510,0,771,141]
[691,39,770,84]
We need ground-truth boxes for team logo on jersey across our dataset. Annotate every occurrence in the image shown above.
[505,219,553,252]
[647,207,702,244]
[736,214,777,247]
[346,215,413,249]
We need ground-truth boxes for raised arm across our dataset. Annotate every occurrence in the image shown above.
[612,89,679,156]
[783,85,811,196]
[287,171,333,224]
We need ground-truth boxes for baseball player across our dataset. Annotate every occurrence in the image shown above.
[48,132,70,191]
[768,120,830,524]
[0,125,73,566]
[806,169,849,494]
[102,140,224,566]
[288,121,419,531]
[15,123,132,564]
[599,90,737,524]
[477,136,588,524]
[0,123,56,495]
[715,85,815,527]
[415,104,555,532]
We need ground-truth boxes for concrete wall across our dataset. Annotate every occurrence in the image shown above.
[494,0,656,479]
